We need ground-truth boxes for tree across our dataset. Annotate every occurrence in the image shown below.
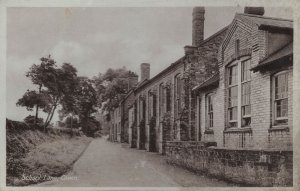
[16,90,51,126]
[59,76,98,136]
[93,67,136,112]
[24,55,57,125]
[17,55,79,131]
[43,62,78,130]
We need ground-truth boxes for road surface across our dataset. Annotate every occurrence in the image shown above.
[37,137,234,187]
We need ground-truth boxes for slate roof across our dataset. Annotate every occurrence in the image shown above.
[134,26,229,93]
[251,42,293,72]
[192,72,219,92]
[239,13,293,30]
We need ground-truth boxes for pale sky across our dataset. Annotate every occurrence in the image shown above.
[6,7,293,122]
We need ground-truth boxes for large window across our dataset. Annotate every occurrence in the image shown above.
[206,93,214,129]
[227,58,251,128]
[273,71,289,126]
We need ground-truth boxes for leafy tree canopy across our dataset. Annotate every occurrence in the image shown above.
[93,67,137,112]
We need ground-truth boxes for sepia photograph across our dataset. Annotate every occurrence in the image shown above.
[1,0,298,190]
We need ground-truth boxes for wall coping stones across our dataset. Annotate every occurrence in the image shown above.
[208,146,293,153]
[268,126,290,132]
[224,127,252,133]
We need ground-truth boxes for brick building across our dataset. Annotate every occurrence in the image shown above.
[108,7,293,186]
[193,7,293,150]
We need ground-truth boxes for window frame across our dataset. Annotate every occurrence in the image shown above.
[272,71,289,126]
[206,93,214,129]
[226,56,252,129]
[174,74,182,119]
[159,83,164,118]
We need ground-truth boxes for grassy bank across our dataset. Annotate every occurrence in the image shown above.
[6,119,92,186]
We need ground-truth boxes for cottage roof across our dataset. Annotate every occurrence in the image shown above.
[251,42,293,72]
[192,72,219,92]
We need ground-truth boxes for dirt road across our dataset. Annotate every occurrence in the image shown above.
[36,137,234,187]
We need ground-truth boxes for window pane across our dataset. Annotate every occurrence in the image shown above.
[242,105,251,116]
[242,82,251,106]
[275,73,288,100]
[242,117,251,127]
[228,86,238,107]
[229,65,237,85]
[276,99,288,118]
[242,60,251,82]
[228,107,237,121]
[207,94,214,128]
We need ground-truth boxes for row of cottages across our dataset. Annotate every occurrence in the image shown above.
[109,7,293,186]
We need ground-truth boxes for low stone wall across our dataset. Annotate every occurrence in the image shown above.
[165,141,292,186]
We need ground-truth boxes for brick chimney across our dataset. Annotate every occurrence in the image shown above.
[140,63,150,82]
[192,7,205,47]
[244,7,265,16]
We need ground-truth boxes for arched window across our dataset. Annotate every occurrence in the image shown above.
[227,57,251,128]
[273,71,289,126]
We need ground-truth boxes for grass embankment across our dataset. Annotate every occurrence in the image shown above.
[6,119,92,186]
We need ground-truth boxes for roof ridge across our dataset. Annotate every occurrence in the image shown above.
[237,13,293,22]
[198,25,229,47]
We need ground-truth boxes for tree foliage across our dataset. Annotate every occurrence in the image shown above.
[93,67,137,112]
[16,90,51,113]
[17,55,80,130]
[24,115,44,125]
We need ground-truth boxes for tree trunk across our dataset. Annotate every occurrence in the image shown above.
[35,104,39,125]
[44,97,59,131]
[44,110,52,132]
[35,85,42,126]
[45,103,57,129]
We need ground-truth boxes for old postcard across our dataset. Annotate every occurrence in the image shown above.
[0,0,299,190]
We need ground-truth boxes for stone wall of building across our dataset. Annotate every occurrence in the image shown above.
[165,141,293,186]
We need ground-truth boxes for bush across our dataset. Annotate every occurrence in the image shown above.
[81,117,101,137]
[64,116,80,129]
[24,115,44,126]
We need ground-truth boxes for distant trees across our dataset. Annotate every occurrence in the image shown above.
[93,67,137,112]
[59,76,99,134]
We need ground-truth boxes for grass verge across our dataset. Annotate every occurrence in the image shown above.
[7,136,91,186]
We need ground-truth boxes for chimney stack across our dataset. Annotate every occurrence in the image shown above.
[140,63,150,82]
[192,7,205,47]
[244,7,265,16]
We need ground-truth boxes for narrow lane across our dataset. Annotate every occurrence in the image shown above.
[37,137,234,187]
